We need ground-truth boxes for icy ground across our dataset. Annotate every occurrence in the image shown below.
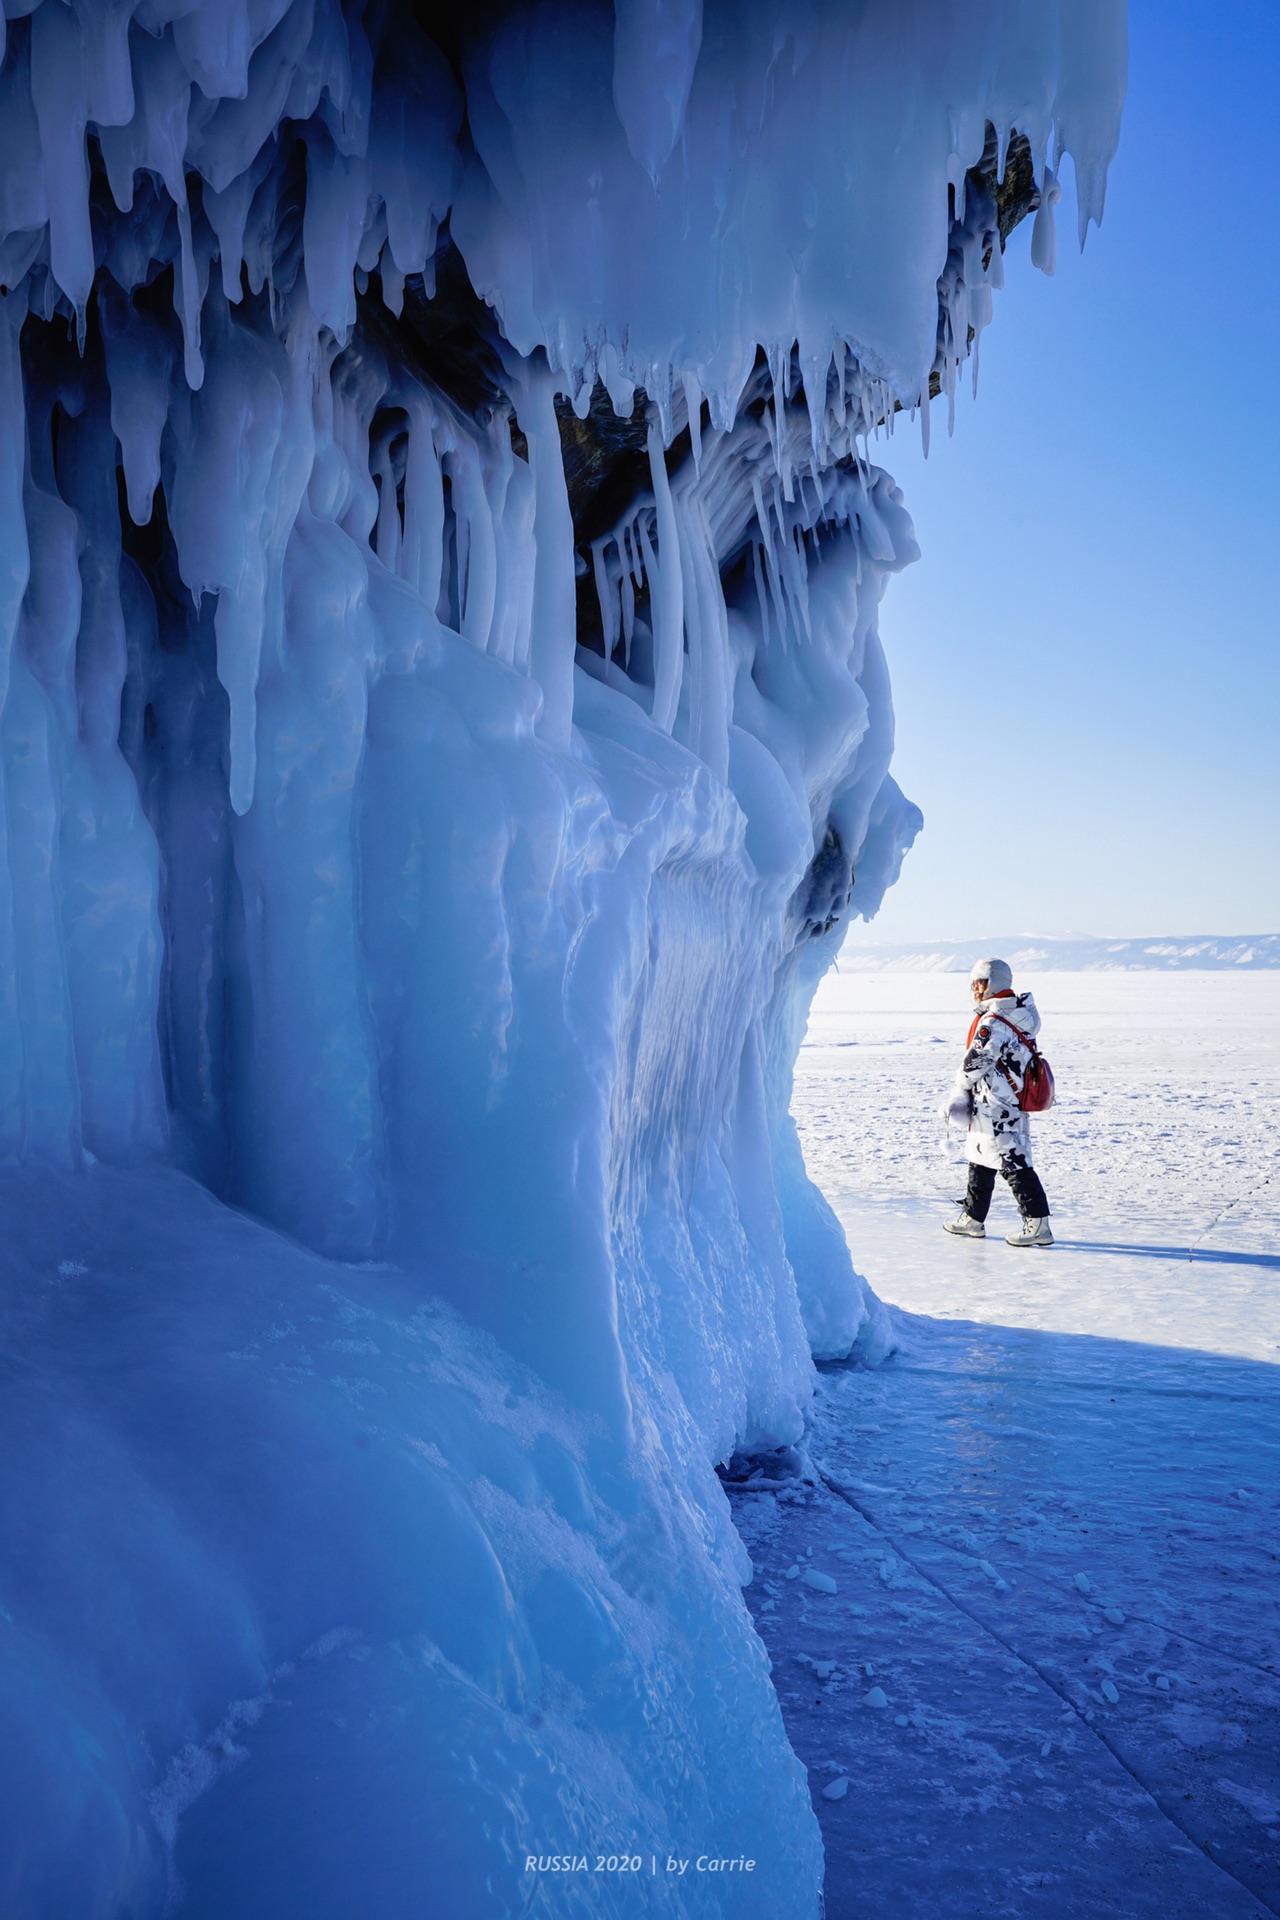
[732,970,1280,1918]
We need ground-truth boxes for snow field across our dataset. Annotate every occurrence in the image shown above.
[796,969,1280,1361]
[742,966,1280,1916]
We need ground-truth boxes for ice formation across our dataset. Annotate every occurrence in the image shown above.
[0,2,1125,1913]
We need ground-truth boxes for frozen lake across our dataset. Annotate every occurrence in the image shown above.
[796,969,1280,1363]
[730,970,1280,1918]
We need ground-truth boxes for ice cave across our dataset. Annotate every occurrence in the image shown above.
[0,2,1126,1914]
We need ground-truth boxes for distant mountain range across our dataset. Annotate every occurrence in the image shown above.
[837,935,1280,972]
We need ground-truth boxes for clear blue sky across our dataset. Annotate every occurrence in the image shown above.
[848,0,1280,944]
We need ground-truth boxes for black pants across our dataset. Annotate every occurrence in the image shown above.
[965,1153,1049,1223]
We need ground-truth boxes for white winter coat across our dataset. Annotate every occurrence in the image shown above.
[954,991,1042,1169]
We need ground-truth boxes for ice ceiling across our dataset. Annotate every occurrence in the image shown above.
[0,3,1125,1911]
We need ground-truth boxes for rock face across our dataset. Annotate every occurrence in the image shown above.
[0,3,1125,1912]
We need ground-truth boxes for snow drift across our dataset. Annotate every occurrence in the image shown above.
[0,2,1125,1912]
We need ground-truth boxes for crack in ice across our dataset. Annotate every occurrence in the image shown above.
[814,1462,1280,1918]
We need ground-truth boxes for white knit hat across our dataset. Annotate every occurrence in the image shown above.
[970,957,1013,993]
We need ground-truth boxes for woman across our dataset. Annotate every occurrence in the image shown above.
[943,957,1053,1247]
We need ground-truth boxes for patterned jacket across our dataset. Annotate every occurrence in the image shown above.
[957,991,1041,1169]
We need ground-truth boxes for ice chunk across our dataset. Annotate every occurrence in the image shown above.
[459,0,1126,432]
[0,2,1127,1908]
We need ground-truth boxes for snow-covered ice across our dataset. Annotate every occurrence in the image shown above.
[727,967,1279,1917]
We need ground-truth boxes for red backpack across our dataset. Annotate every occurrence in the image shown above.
[989,1013,1056,1113]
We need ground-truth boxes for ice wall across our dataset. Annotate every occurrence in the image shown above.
[0,2,1125,1912]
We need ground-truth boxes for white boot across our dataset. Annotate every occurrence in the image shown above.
[943,1211,985,1238]
[1006,1216,1053,1248]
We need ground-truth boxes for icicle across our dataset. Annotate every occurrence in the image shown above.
[592,539,619,661]
[372,438,402,578]
[205,166,259,304]
[678,497,730,781]
[7,469,83,1161]
[646,413,684,733]
[1031,167,1060,276]
[599,342,636,420]
[379,243,405,317]
[618,529,636,656]
[628,520,645,584]
[684,372,704,473]
[401,403,444,610]
[99,284,174,527]
[751,542,771,653]
[811,349,837,466]
[212,591,258,815]
[452,441,497,652]
[799,466,826,532]
[781,519,812,643]
[491,447,534,669]
[635,518,661,671]
[768,358,794,503]
[749,474,784,644]
[173,197,206,390]
[302,134,371,336]
[446,455,471,636]
[28,3,94,337]
[0,290,31,722]
[356,205,388,278]
[172,0,255,104]
[167,307,288,815]
[103,29,203,382]
[514,363,576,750]
[830,349,848,434]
